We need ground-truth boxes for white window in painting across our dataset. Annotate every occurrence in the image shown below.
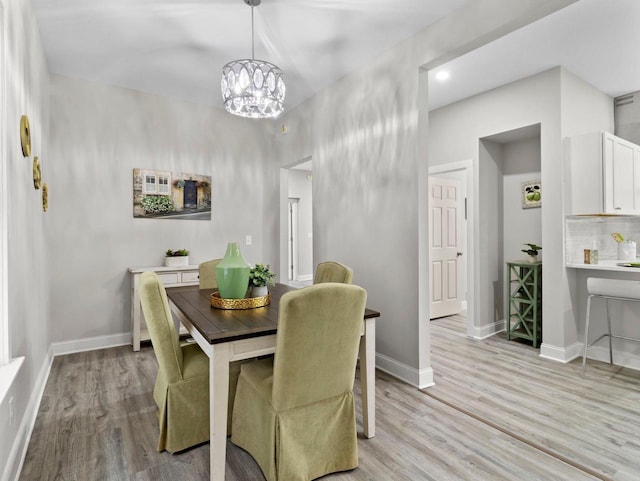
[157,175,170,195]
[142,171,171,195]
[144,174,157,194]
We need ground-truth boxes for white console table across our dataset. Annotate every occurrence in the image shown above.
[129,265,200,351]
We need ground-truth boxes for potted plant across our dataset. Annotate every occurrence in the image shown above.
[521,243,541,262]
[164,248,190,267]
[249,263,275,297]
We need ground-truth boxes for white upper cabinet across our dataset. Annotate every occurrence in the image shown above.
[565,132,640,215]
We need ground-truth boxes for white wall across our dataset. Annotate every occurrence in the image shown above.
[47,75,271,345]
[0,0,50,479]
[287,169,313,279]
[271,1,577,385]
[502,136,542,263]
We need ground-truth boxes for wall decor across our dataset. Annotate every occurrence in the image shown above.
[42,183,48,212]
[20,115,31,157]
[132,168,211,220]
[33,156,41,189]
[521,180,541,209]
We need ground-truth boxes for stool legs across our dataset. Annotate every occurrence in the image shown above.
[606,299,613,365]
[582,294,593,376]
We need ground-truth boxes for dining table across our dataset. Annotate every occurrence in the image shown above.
[166,282,380,481]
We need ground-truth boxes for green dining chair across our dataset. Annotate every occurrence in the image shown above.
[199,258,222,289]
[139,271,210,453]
[231,282,367,481]
[313,260,353,284]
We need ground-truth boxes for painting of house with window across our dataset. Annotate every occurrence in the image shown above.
[132,168,212,220]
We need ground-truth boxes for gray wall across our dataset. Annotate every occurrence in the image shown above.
[0,0,50,478]
[271,1,578,384]
[47,75,272,343]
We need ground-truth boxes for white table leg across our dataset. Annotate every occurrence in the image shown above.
[359,317,376,438]
[132,274,141,351]
[210,343,230,481]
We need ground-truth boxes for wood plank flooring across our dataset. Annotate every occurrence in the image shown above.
[18,316,640,481]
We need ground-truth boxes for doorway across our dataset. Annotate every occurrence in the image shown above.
[279,157,313,284]
[428,161,474,335]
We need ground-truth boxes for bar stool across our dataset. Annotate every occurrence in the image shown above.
[582,277,640,375]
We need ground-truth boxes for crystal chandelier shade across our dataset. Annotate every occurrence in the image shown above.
[221,0,285,119]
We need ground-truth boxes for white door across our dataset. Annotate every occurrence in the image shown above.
[287,198,299,281]
[429,176,462,318]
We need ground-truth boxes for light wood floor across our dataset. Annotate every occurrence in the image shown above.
[18,316,640,481]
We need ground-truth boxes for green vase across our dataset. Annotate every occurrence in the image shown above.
[216,242,250,299]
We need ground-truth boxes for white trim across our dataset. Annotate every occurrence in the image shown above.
[0,3,8,366]
[539,341,582,363]
[296,274,312,282]
[0,357,23,407]
[375,352,433,389]
[2,347,53,481]
[51,332,130,357]
[470,320,505,340]
[428,160,476,341]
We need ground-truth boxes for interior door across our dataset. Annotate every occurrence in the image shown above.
[288,198,299,281]
[429,176,462,318]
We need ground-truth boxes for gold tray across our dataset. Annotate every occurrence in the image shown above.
[210,291,271,310]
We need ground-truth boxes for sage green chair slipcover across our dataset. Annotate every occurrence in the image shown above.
[139,271,210,453]
[231,283,367,481]
[199,258,222,289]
[313,260,353,284]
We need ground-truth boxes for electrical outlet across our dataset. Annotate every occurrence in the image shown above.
[245,235,252,245]
[9,396,14,426]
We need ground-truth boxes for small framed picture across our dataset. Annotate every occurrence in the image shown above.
[521,180,541,209]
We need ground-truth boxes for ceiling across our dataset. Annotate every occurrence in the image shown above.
[428,0,640,110]
[31,0,469,111]
[31,0,640,116]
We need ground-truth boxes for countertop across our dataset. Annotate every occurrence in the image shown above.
[566,259,640,272]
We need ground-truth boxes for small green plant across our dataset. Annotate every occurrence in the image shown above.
[165,249,190,257]
[249,264,275,287]
[521,243,542,256]
[141,195,174,214]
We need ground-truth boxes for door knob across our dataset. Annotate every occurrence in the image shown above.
[457,252,463,257]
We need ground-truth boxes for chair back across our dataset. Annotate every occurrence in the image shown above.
[199,259,222,289]
[313,261,353,284]
[271,283,366,411]
[139,271,184,383]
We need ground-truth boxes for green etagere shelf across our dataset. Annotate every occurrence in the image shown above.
[506,261,542,347]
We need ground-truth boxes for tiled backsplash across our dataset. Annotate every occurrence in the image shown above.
[565,216,640,264]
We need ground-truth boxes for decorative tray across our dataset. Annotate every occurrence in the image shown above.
[616,262,640,268]
[210,291,271,310]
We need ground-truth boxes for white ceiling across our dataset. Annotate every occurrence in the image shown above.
[428,0,640,110]
[31,0,640,116]
[31,0,470,111]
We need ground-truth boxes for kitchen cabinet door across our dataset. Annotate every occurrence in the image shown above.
[603,132,640,215]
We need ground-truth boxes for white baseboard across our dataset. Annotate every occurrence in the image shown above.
[3,346,53,481]
[470,319,505,340]
[539,342,582,363]
[295,274,312,282]
[51,332,131,357]
[375,352,433,389]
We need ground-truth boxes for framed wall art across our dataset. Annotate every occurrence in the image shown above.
[132,168,211,220]
[521,180,541,209]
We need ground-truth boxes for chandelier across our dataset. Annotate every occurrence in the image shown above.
[221,0,285,119]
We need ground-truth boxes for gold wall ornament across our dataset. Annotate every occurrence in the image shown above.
[33,157,42,190]
[20,115,31,157]
[42,183,48,212]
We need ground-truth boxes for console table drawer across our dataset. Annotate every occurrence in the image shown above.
[181,271,200,283]
[157,272,180,285]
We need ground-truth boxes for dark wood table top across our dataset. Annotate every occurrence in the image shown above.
[167,283,380,345]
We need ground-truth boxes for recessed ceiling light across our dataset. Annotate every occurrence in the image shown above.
[435,70,450,82]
